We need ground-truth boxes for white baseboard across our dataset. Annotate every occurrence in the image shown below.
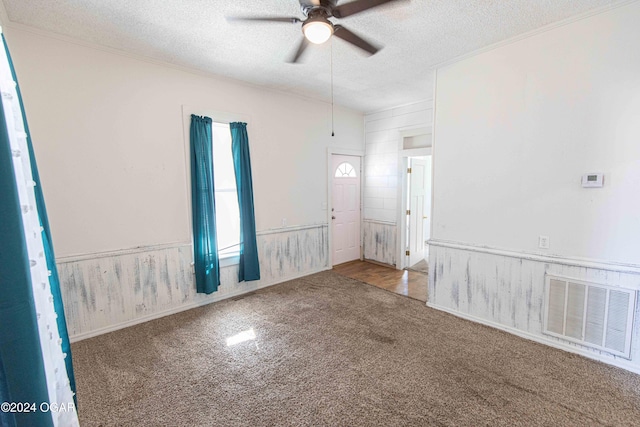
[70,266,331,342]
[426,302,640,376]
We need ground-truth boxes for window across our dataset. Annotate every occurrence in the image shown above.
[335,162,357,177]
[212,122,240,257]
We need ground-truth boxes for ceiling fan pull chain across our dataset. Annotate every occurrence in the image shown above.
[331,37,335,137]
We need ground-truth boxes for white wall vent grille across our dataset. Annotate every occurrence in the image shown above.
[543,275,636,358]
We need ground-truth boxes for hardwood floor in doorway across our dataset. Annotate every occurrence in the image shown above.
[333,260,428,302]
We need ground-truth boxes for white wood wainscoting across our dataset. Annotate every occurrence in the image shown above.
[363,219,396,266]
[58,224,328,341]
[428,240,640,374]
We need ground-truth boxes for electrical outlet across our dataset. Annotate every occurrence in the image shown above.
[539,235,550,249]
[281,218,287,227]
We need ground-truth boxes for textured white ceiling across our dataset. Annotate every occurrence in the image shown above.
[0,0,627,112]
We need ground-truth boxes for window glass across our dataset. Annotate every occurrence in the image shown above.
[212,122,240,256]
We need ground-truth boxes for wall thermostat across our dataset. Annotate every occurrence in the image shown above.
[581,173,604,188]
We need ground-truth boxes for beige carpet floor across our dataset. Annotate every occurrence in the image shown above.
[72,271,640,426]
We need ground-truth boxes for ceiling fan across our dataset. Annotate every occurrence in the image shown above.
[228,0,407,63]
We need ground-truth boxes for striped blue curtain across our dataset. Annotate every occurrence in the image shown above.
[230,122,260,282]
[190,115,220,294]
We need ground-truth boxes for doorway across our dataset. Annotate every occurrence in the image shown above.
[401,154,432,272]
[331,154,361,266]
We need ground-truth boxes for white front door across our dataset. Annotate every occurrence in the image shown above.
[332,155,361,265]
[408,158,426,266]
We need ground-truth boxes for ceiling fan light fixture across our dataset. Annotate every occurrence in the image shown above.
[302,18,333,44]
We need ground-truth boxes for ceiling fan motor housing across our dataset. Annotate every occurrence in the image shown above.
[300,0,337,17]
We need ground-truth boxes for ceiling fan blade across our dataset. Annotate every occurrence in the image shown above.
[227,16,301,24]
[333,25,380,55]
[333,0,405,19]
[288,38,310,63]
[299,0,321,5]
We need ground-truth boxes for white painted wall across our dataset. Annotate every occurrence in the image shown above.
[5,27,364,258]
[429,2,640,373]
[362,101,432,265]
[432,2,640,266]
[364,101,432,223]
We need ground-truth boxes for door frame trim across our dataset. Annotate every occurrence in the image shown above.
[327,148,364,268]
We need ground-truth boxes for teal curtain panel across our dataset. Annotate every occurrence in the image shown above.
[190,115,220,294]
[0,357,16,427]
[0,86,54,427]
[2,35,77,404]
[230,122,260,282]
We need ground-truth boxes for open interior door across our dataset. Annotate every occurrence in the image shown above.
[407,158,426,267]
